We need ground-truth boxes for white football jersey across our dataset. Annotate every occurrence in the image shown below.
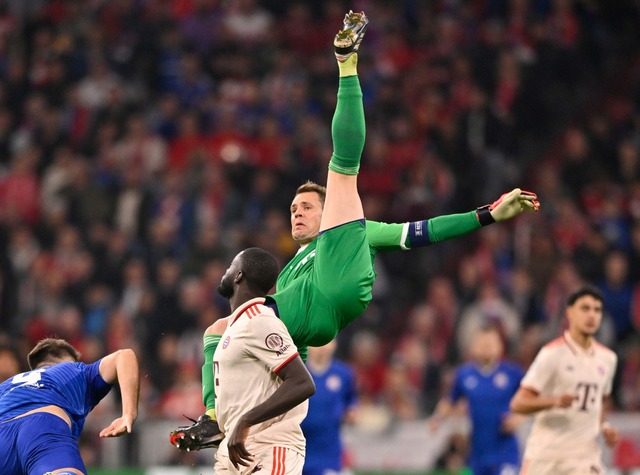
[214,297,308,457]
[521,331,617,460]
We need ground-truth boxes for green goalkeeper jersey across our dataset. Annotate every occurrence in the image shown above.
[271,213,482,361]
[277,216,480,289]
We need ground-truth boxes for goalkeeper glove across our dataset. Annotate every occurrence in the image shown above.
[477,188,540,225]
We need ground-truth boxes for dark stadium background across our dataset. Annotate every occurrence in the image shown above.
[0,0,640,472]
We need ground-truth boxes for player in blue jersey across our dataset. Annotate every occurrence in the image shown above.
[430,325,524,475]
[0,338,140,475]
[301,340,357,475]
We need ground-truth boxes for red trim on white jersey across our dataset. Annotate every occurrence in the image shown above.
[563,331,596,356]
[273,352,299,374]
[562,333,578,355]
[246,304,259,319]
[271,446,286,475]
[543,336,565,350]
[229,298,267,326]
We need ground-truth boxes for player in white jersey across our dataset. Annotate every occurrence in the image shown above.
[510,286,619,475]
[213,247,316,474]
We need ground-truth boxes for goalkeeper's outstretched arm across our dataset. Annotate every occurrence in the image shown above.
[366,188,540,251]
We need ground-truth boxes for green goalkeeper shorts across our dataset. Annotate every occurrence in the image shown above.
[269,220,375,348]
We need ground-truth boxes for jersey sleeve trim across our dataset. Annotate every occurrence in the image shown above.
[400,222,410,250]
[273,352,299,374]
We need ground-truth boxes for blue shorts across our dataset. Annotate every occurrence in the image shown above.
[470,462,519,475]
[0,412,85,474]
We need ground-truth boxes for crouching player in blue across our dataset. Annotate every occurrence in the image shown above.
[0,338,140,475]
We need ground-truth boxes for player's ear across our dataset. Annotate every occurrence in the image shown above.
[234,270,243,284]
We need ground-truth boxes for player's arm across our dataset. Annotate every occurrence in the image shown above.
[366,189,539,251]
[509,386,574,414]
[428,397,457,431]
[500,411,527,434]
[429,370,465,431]
[510,345,574,415]
[342,366,358,424]
[238,356,315,426]
[97,348,140,437]
[228,355,316,468]
[169,317,230,452]
[202,317,229,419]
[600,395,619,447]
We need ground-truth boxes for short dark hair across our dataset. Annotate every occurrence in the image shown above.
[567,285,604,307]
[239,248,279,295]
[27,338,81,369]
[296,181,326,207]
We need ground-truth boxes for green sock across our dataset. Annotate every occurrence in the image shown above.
[329,75,365,175]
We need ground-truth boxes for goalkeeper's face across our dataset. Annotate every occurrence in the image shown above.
[290,191,323,245]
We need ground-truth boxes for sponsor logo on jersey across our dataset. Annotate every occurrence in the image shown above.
[493,371,508,389]
[327,374,342,391]
[414,220,423,237]
[464,375,478,389]
[265,333,291,356]
[222,336,230,349]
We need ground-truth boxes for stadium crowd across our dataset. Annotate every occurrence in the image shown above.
[0,0,639,467]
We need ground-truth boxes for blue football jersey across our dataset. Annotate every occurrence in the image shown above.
[302,359,357,475]
[449,361,523,468]
[0,361,112,438]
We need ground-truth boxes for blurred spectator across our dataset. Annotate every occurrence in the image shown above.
[456,281,521,357]
[0,343,21,382]
[598,250,638,342]
[349,330,387,403]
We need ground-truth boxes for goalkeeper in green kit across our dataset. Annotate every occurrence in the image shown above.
[170,10,540,452]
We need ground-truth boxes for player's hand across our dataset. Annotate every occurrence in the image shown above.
[227,416,254,469]
[554,394,575,409]
[427,415,443,432]
[99,414,135,437]
[602,423,619,447]
[500,413,523,434]
[488,188,540,222]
